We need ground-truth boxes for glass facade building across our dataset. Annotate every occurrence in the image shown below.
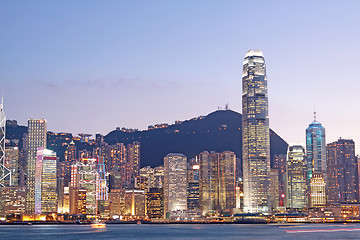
[25,119,47,213]
[286,145,307,209]
[0,97,11,187]
[199,151,236,215]
[70,158,98,215]
[306,119,326,180]
[34,148,57,214]
[242,49,270,213]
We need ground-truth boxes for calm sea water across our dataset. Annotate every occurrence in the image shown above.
[1,223,360,240]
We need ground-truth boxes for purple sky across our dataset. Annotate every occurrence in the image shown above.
[2,1,360,153]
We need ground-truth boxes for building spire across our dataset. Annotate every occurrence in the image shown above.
[1,87,3,108]
[314,106,316,122]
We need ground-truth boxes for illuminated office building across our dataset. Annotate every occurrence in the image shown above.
[218,151,236,212]
[199,151,236,215]
[269,169,279,211]
[71,158,97,215]
[140,166,154,192]
[97,157,108,201]
[310,173,326,207]
[153,166,164,188]
[242,49,270,213]
[5,147,19,186]
[124,189,145,217]
[0,187,26,217]
[273,154,286,207]
[34,148,57,214]
[286,145,307,209]
[199,151,218,215]
[187,158,200,210]
[164,153,187,216]
[146,188,164,219]
[69,187,86,214]
[306,115,327,181]
[327,139,358,204]
[58,186,70,214]
[25,119,47,213]
[109,189,125,216]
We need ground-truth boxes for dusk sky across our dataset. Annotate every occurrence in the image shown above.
[2,1,360,152]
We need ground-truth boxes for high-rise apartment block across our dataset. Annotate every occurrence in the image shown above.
[286,145,307,209]
[327,139,358,204]
[25,119,47,213]
[242,49,270,213]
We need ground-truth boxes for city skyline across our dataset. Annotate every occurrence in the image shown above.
[2,1,360,153]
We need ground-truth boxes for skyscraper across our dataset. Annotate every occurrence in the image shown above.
[0,96,11,187]
[242,49,270,213]
[306,115,326,181]
[199,151,236,215]
[306,114,327,206]
[126,142,140,188]
[163,153,187,217]
[25,119,47,213]
[187,158,200,211]
[218,151,236,212]
[70,158,98,215]
[34,148,57,214]
[327,139,358,204]
[286,145,307,209]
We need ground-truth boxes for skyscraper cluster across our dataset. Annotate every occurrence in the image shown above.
[1,49,360,222]
[242,49,360,215]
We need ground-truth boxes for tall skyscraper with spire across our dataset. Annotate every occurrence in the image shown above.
[242,49,270,213]
[306,112,326,180]
[306,112,327,207]
[0,95,11,187]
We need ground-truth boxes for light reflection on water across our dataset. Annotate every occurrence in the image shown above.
[1,224,360,239]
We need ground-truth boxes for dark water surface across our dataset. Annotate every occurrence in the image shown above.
[1,223,360,239]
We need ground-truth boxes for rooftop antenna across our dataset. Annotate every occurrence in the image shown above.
[313,106,317,122]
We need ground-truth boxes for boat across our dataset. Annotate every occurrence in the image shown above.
[91,220,106,229]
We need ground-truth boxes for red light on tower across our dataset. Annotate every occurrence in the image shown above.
[39,120,44,124]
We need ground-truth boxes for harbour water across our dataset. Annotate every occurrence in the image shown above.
[1,223,360,239]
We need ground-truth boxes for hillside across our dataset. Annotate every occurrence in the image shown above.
[105,110,288,168]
